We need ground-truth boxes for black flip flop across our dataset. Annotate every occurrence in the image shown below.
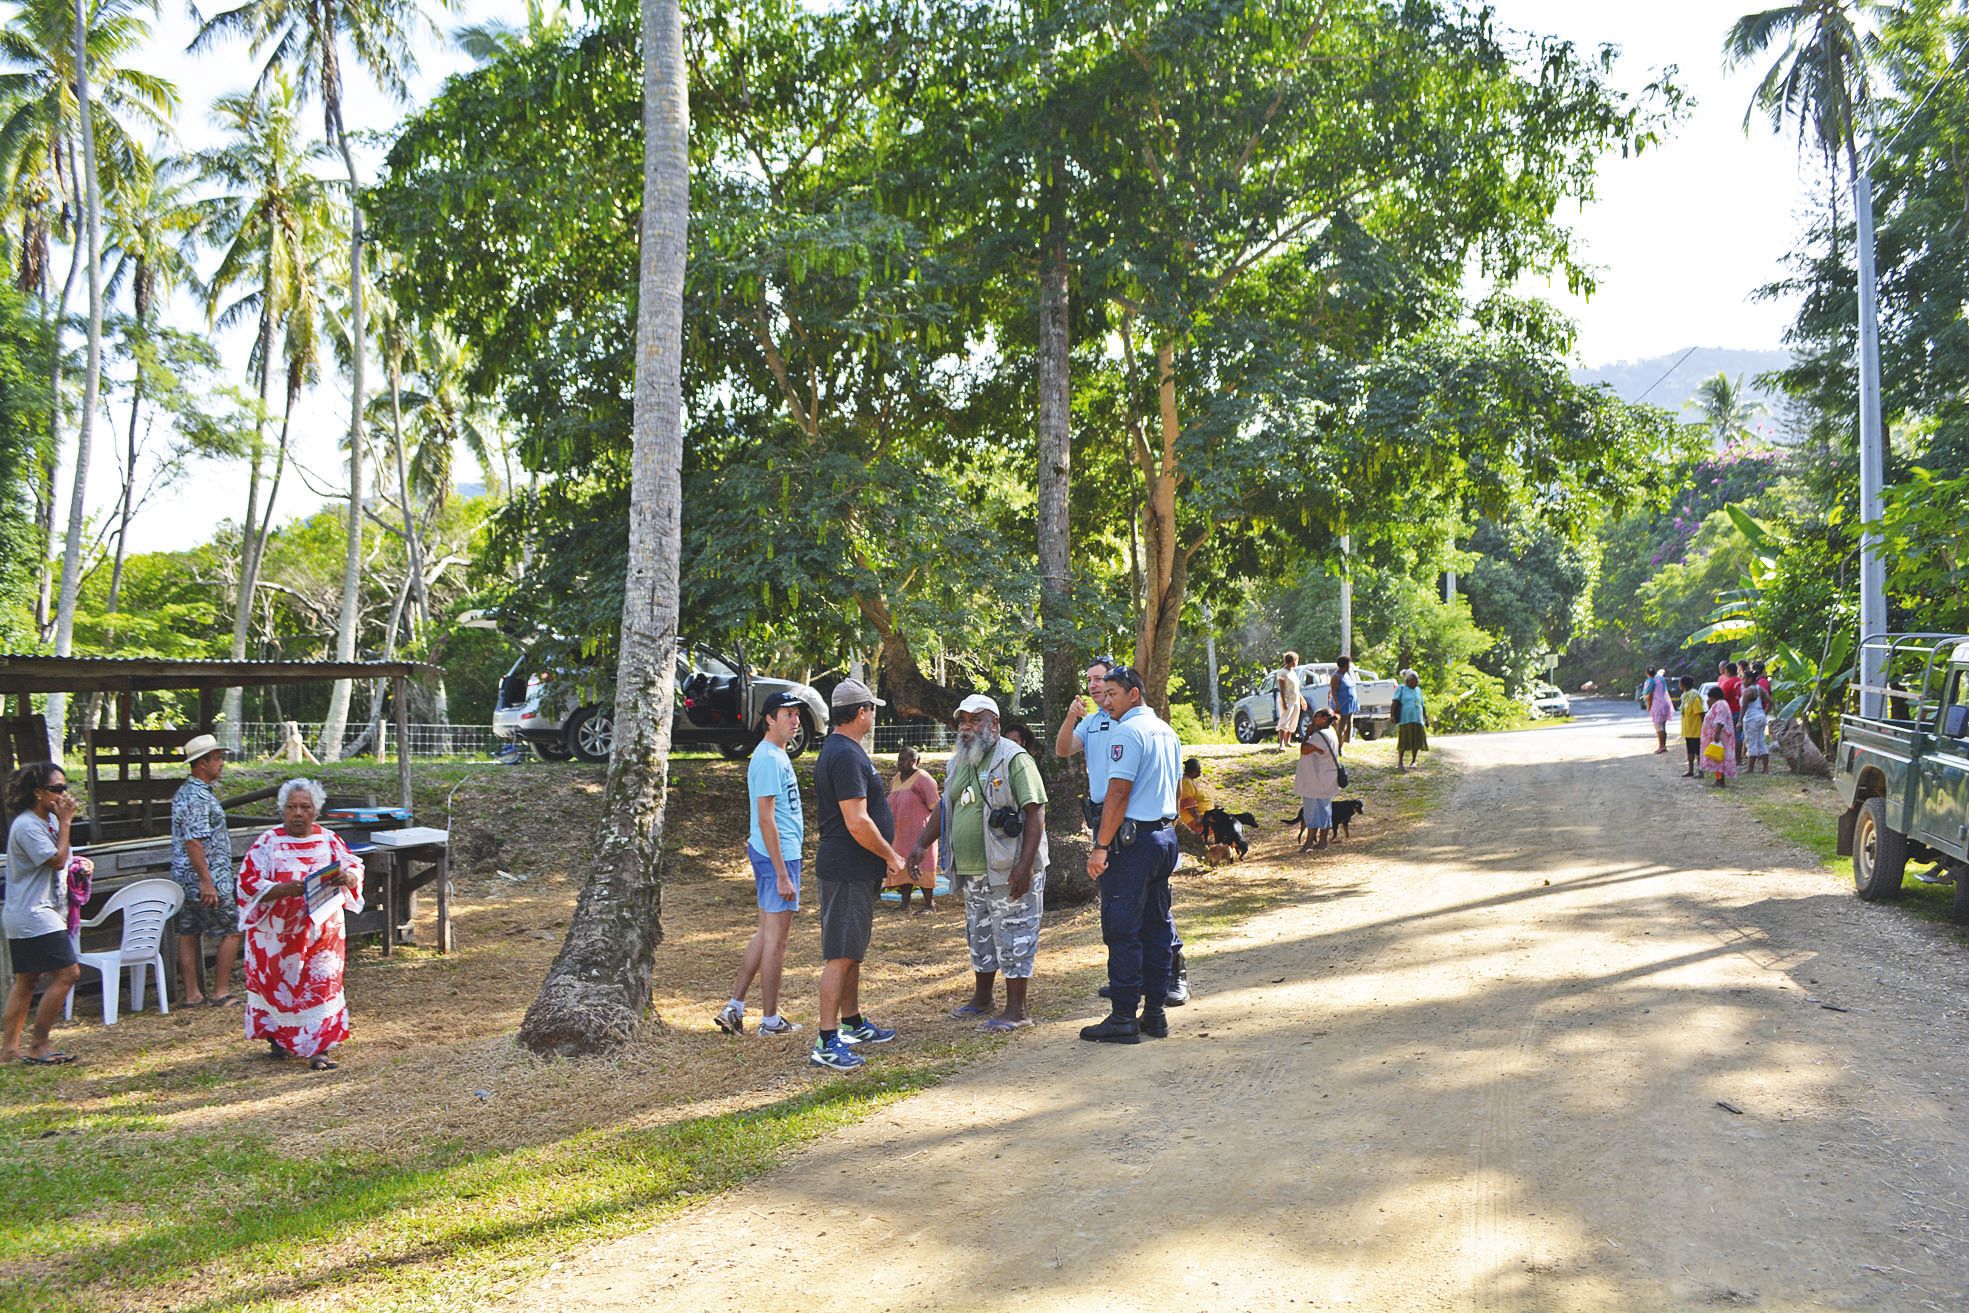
[205,994,239,1007]
[309,1055,338,1072]
[21,1052,76,1066]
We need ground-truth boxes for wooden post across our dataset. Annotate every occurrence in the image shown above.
[435,849,452,954]
[392,675,412,813]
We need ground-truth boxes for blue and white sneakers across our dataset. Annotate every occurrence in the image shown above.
[837,1017,898,1045]
[809,1034,865,1070]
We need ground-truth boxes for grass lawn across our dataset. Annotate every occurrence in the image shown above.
[1,740,1451,1313]
[1722,769,1966,930]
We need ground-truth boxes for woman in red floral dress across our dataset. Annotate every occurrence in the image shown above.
[236,779,363,1071]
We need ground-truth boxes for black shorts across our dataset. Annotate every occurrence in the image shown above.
[8,929,78,976]
[818,879,876,962]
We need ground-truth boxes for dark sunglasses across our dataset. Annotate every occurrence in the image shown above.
[1089,654,1118,670]
[1105,664,1146,692]
[40,782,68,793]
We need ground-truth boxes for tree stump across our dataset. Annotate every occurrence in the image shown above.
[1774,717,1832,777]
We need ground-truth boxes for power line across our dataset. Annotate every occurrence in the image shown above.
[1633,345,1700,404]
[1864,31,1969,173]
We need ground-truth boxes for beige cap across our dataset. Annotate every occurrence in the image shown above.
[829,678,885,708]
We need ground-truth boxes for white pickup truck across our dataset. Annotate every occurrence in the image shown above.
[1230,663,1397,742]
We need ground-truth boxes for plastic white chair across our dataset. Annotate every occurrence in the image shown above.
[66,879,185,1026]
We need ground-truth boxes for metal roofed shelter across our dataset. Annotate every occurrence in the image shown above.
[0,655,452,989]
[0,655,435,839]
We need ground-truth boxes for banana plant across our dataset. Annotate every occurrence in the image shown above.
[1684,503,1778,646]
[1685,502,1853,748]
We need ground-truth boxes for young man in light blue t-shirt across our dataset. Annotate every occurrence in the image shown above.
[715,693,807,1037]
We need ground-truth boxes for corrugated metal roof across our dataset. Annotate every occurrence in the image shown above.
[0,655,437,695]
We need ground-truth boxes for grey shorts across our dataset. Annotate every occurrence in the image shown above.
[818,879,876,962]
[961,873,1045,978]
[176,888,239,939]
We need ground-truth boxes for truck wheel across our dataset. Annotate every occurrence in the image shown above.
[1954,867,1969,925]
[564,705,615,763]
[1853,796,1907,900]
[1358,721,1378,742]
[1234,710,1258,744]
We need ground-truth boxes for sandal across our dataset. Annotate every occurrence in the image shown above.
[309,1056,338,1071]
[20,1051,77,1066]
[950,1002,990,1018]
[205,994,238,1007]
[979,1017,1032,1032]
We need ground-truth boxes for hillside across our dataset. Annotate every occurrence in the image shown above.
[1576,347,1795,440]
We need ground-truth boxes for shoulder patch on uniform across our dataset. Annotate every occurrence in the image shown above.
[1111,743,1124,761]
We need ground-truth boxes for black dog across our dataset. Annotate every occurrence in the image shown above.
[1284,798,1366,845]
[1201,807,1256,857]
[1331,798,1365,838]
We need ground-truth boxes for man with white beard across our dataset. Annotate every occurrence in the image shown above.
[907,695,1048,1030]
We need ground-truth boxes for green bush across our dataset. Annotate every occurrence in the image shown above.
[1428,663,1523,733]
[1167,701,1234,745]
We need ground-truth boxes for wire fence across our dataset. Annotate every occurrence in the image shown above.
[868,722,958,754]
[226,721,503,761]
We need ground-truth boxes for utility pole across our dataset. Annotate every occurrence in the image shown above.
[1855,171,1888,717]
[1202,602,1221,724]
[1338,533,1354,658]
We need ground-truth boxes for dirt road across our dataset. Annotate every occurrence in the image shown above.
[517,707,1969,1311]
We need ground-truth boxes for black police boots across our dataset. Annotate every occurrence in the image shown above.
[1097,950,1193,1007]
[1164,951,1191,1007]
[1079,1009,1141,1044]
[1139,1006,1169,1039]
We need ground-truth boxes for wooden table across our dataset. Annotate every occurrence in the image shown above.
[365,836,453,956]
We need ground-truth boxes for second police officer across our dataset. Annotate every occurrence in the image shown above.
[1079,663,1186,1043]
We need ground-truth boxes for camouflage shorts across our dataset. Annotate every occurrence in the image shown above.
[961,872,1045,979]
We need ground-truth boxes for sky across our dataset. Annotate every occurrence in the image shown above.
[74,0,1822,554]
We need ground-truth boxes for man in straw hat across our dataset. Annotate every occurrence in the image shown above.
[171,734,243,1006]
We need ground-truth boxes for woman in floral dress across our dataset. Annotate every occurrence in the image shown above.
[236,779,363,1071]
[1699,687,1739,789]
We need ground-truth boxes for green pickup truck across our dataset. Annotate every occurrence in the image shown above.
[1835,632,1969,921]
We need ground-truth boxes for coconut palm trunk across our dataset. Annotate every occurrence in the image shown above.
[45,0,106,758]
[520,0,688,1056]
[221,299,276,746]
[317,45,368,761]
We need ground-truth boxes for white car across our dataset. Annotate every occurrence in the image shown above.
[1230,664,1396,742]
[1527,683,1571,718]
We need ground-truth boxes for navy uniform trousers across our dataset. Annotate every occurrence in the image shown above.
[1100,827,1179,1014]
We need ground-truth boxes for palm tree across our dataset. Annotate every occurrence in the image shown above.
[192,74,341,738]
[1725,2,1882,228]
[189,0,438,757]
[100,147,199,609]
[452,0,575,62]
[0,0,173,654]
[520,0,688,1057]
[1689,372,1770,448]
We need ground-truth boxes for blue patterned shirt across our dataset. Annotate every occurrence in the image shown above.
[171,777,235,894]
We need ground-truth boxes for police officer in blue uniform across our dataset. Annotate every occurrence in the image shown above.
[1054,655,1118,828]
[1080,664,1186,1043]
[1057,656,1190,1009]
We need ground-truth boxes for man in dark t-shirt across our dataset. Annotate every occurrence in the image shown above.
[809,678,906,1071]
